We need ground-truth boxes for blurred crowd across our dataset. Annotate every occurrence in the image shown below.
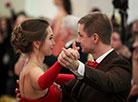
[0,0,138,102]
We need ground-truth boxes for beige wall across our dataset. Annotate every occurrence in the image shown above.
[0,0,25,17]
[0,0,137,23]
[71,0,91,17]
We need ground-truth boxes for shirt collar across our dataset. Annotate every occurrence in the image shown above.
[92,48,114,63]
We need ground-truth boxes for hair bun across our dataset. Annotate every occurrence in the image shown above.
[11,25,31,54]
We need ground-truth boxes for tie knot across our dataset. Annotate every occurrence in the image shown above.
[88,60,98,68]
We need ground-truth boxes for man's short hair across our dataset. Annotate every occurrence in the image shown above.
[78,12,113,45]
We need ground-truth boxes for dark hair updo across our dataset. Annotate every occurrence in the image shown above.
[11,19,50,54]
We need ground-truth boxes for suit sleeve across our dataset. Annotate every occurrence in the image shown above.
[82,59,132,93]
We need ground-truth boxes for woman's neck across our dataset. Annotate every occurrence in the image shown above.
[27,52,44,67]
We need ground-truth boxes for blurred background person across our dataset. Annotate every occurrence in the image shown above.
[5,1,27,28]
[111,28,132,62]
[51,0,72,56]
[89,7,101,13]
[0,1,28,99]
[60,15,88,73]
[0,16,13,96]
[132,20,138,84]
[127,20,138,102]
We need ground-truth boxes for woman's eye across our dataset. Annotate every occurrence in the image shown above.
[49,37,53,40]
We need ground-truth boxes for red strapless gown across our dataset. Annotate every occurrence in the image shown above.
[21,83,62,102]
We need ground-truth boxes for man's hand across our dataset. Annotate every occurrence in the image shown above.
[15,80,21,102]
[58,42,80,71]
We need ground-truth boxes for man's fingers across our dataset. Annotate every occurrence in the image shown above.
[61,50,74,63]
[58,53,71,68]
[16,93,21,98]
[72,42,80,50]
[69,50,80,60]
[62,48,70,56]
[16,80,19,84]
[72,42,76,49]
[15,88,20,93]
[62,48,75,59]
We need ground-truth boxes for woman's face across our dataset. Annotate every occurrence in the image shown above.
[40,27,55,56]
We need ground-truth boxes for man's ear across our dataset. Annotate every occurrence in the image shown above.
[33,41,40,49]
[91,33,99,44]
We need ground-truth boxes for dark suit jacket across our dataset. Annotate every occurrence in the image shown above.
[61,50,132,102]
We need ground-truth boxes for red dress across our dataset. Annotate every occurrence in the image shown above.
[21,61,74,102]
[21,83,62,102]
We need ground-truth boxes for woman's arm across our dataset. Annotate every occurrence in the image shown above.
[30,61,62,90]
[55,74,74,84]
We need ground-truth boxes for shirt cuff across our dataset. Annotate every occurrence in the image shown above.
[71,60,85,79]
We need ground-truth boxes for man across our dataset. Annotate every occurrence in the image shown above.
[58,12,132,102]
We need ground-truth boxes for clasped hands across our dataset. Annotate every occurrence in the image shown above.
[58,42,80,71]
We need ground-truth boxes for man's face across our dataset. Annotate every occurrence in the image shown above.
[77,24,93,53]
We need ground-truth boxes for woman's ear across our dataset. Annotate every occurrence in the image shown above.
[33,41,40,50]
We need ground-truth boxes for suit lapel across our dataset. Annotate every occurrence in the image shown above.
[96,50,118,71]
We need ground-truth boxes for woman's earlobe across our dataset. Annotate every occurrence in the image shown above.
[33,41,40,49]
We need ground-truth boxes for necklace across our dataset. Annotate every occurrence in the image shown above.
[27,61,47,72]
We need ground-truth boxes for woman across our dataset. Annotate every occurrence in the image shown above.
[11,19,77,102]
